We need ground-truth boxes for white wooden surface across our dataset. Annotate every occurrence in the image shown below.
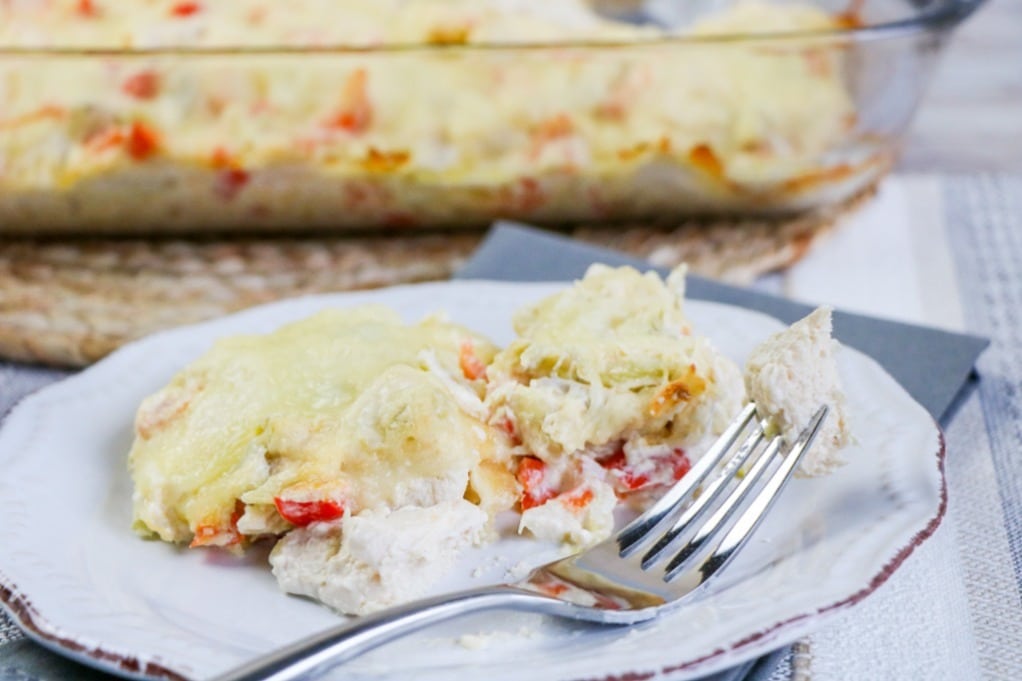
[901,0,1022,172]
[756,176,963,327]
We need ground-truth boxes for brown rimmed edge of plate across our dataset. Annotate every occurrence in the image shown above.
[0,579,188,681]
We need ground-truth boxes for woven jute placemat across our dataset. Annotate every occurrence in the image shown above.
[0,188,873,367]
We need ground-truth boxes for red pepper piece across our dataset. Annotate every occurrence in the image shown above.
[458,340,487,380]
[601,447,691,493]
[126,121,160,161]
[669,449,692,481]
[122,70,160,100]
[170,2,201,17]
[563,487,594,510]
[599,448,650,491]
[517,456,556,510]
[274,497,346,527]
[215,168,250,201]
[76,0,99,17]
[324,68,372,134]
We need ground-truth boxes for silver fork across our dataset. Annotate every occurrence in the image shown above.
[214,403,828,681]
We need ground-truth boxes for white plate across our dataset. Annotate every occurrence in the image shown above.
[0,281,945,681]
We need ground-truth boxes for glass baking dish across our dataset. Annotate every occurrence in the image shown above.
[0,0,985,235]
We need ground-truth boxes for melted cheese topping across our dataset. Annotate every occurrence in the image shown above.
[0,1,856,229]
[0,0,837,48]
[129,306,507,544]
[488,264,746,460]
[0,0,643,48]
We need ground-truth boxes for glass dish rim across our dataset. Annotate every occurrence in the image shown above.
[0,0,986,57]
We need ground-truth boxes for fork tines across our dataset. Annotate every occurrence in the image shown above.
[618,403,829,585]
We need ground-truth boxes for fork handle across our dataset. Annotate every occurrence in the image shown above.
[211,586,554,681]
